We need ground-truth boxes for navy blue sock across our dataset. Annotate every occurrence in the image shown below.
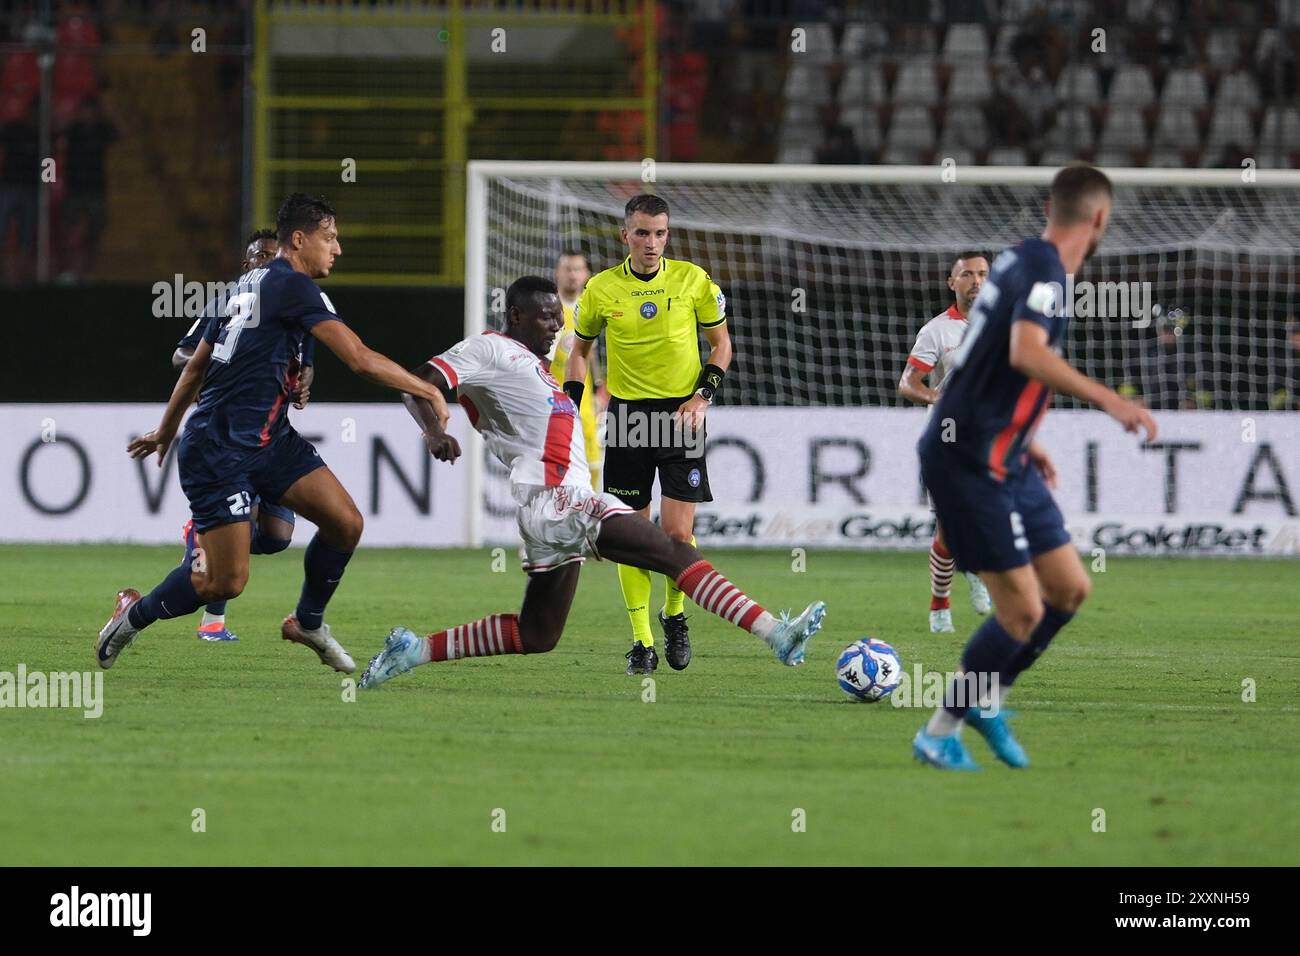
[942,615,1024,720]
[205,601,228,617]
[1005,602,1074,685]
[295,534,354,631]
[128,563,203,629]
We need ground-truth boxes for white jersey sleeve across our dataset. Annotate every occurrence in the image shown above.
[908,320,942,373]
[431,334,499,389]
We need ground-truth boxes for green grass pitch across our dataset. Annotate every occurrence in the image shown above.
[1,543,1295,866]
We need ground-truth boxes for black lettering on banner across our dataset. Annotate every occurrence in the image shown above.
[370,436,431,514]
[1085,440,1099,513]
[1233,443,1296,516]
[1140,441,1201,514]
[21,435,92,515]
[810,438,868,505]
[133,439,180,514]
[709,436,764,502]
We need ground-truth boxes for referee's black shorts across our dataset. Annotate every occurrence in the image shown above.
[602,395,712,511]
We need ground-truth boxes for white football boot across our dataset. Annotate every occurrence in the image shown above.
[966,572,992,615]
[929,608,955,633]
[281,616,356,673]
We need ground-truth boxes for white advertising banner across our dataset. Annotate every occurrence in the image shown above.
[0,404,474,547]
[4,405,1298,556]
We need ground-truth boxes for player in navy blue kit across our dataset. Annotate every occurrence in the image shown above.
[97,194,453,674]
[913,165,1157,771]
[172,228,303,643]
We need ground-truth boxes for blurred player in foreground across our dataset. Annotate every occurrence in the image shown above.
[898,251,994,633]
[913,165,1157,771]
[359,276,824,689]
[171,228,302,642]
[97,194,453,674]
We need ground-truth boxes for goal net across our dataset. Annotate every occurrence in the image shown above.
[465,162,1300,545]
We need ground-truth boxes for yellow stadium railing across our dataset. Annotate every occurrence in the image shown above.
[253,0,657,286]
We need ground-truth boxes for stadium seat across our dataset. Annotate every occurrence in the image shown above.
[1259,105,1300,149]
[1038,147,1082,166]
[1108,65,1156,108]
[1,51,40,97]
[892,59,940,105]
[1160,67,1208,110]
[947,63,993,103]
[939,107,989,150]
[991,24,1020,63]
[1216,68,1261,107]
[1208,103,1259,151]
[839,62,887,107]
[1148,150,1189,168]
[841,22,889,57]
[880,146,924,165]
[777,140,817,164]
[1054,63,1101,106]
[798,23,836,62]
[1099,106,1149,152]
[886,104,937,153]
[1044,106,1095,150]
[941,24,989,62]
[782,63,832,106]
[1205,29,1243,70]
[1152,104,1201,151]
[1093,149,1134,167]
[939,146,975,166]
[839,104,882,151]
[986,146,1028,165]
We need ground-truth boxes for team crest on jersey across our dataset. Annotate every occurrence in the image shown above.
[640,302,657,319]
[535,364,561,389]
[715,291,726,316]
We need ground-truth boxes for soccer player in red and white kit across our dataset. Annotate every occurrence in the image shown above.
[898,252,994,634]
[358,276,825,688]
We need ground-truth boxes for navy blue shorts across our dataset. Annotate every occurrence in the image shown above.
[254,497,297,530]
[919,447,1071,573]
[178,426,324,534]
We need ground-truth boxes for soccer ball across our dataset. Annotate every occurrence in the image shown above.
[836,638,903,702]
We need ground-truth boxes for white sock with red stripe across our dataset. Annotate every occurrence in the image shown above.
[930,537,954,611]
[423,614,523,662]
[674,560,778,639]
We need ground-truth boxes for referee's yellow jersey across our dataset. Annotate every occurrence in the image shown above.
[573,255,726,400]
[550,301,602,482]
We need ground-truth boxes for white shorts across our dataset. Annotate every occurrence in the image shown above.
[514,484,634,573]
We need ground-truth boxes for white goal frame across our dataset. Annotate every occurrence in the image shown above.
[464,160,1300,546]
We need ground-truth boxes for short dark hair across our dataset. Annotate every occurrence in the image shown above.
[276,193,336,244]
[557,248,590,269]
[506,276,558,314]
[624,194,669,223]
[1048,164,1113,225]
[246,228,277,247]
[953,250,988,270]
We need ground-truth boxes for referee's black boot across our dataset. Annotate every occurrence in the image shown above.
[625,640,659,675]
[659,610,692,671]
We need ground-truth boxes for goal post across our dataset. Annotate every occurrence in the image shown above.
[464,161,1300,549]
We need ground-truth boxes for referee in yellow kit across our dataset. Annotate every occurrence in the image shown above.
[564,194,732,674]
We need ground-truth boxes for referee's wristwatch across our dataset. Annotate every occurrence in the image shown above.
[694,386,715,405]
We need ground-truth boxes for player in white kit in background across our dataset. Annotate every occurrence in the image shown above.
[898,252,994,634]
[358,277,825,688]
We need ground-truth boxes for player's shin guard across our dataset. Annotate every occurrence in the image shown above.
[427,614,522,661]
[127,563,203,629]
[663,534,695,617]
[617,562,655,646]
[674,560,773,636]
[294,534,354,632]
[929,537,954,610]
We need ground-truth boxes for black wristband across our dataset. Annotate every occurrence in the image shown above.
[697,363,725,393]
[563,380,585,406]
